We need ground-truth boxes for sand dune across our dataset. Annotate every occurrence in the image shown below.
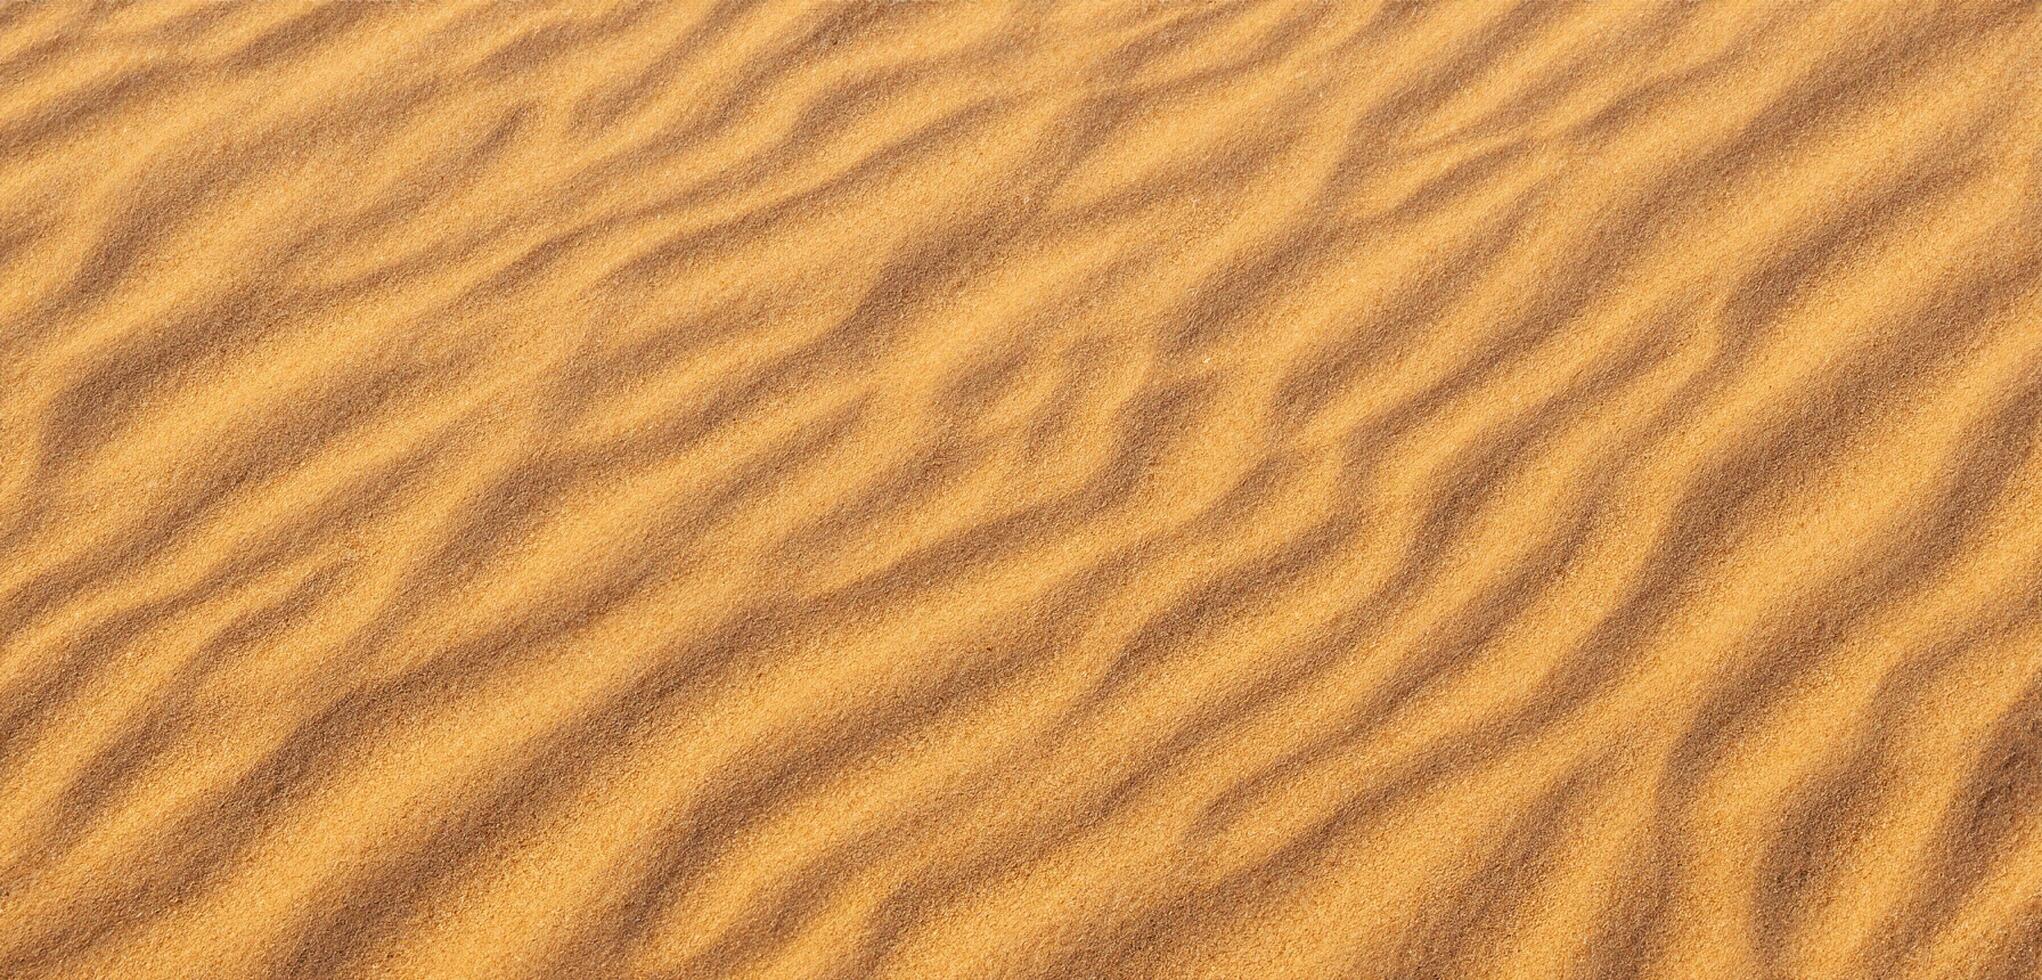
[1,0,2039,976]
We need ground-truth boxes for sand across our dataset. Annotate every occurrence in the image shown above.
[1,0,2039,976]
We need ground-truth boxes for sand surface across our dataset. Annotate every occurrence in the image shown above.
[2,0,2041,976]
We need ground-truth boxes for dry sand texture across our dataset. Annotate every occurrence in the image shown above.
[1,0,2041,976]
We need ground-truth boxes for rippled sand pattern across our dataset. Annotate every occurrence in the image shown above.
[3,0,2042,976]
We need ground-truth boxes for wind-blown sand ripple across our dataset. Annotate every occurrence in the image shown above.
[1,0,2039,977]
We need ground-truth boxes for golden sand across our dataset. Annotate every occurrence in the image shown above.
[2,0,2040,976]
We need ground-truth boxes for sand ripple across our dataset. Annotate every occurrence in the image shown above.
[2,1,2040,976]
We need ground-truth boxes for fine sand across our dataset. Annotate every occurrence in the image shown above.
[2,1,2041,977]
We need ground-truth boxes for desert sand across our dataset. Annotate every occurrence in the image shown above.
[1,0,2039,976]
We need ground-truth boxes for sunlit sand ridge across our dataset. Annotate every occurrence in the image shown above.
[2,0,2040,976]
